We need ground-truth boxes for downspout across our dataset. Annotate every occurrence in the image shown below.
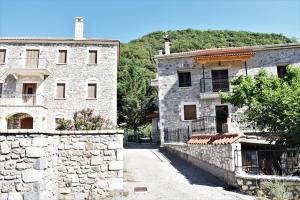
[202,64,205,92]
[244,61,248,76]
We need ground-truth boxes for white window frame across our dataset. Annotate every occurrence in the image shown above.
[0,48,7,64]
[179,102,200,121]
[86,78,98,100]
[54,80,67,100]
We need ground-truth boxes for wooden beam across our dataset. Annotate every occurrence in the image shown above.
[195,55,252,64]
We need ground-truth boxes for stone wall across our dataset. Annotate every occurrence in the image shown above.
[164,143,239,185]
[0,130,123,200]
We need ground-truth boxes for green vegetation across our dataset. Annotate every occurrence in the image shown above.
[118,29,296,131]
[221,66,300,143]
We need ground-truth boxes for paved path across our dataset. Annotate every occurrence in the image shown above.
[120,143,254,200]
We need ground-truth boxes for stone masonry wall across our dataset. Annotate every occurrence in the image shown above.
[0,130,123,200]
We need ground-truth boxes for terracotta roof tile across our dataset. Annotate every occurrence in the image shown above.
[187,133,241,145]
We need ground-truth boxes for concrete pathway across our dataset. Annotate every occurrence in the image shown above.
[119,143,254,200]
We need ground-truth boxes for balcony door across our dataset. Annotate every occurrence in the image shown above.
[23,83,36,105]
[211,70,229,92]
[26,50,39,68]
[215,105,228,133]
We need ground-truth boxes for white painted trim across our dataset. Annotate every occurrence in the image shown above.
[179,101,200,121]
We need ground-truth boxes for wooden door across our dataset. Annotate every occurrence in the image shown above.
[23,84,36,105]
[26,50,39,68]
[215,105,228,133]
[21,117,33,129]
[211,70,229,92]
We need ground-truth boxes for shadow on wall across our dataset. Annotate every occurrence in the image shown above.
[159,147,225,187]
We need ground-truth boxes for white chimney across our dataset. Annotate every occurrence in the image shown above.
[164,34,170,55]
[158,50,163,55]
[75,17,84,40]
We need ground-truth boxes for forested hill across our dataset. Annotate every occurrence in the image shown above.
[118,29,296,129]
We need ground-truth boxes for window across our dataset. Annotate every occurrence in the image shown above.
[58,50,67,64]
[277,65,287,78]
[0,49,6,64]
[0,83,2,98]
[178,72,191,87]
[56,83,65,99]
[89,50,97,64]
[55,118,64,130]
[211,70,229,92]
[88,83,97,99]
[26,50,39,68]
[184,105,197,120]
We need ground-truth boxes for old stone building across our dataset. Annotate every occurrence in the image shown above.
[0,17,119,131]
[155,41,300,144]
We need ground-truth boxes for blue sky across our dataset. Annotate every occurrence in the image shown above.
[0,0,299,43]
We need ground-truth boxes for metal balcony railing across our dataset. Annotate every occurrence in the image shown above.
[0,93,46,106]
[191,116,216,133]
[200,77,235,93]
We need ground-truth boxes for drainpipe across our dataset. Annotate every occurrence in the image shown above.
[202,64,205,92]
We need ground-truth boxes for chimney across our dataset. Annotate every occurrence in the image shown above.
[164,34,170,55]
[75,17,84,40]
[158,50,163,55]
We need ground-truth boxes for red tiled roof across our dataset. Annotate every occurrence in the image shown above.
[187,133,241,145]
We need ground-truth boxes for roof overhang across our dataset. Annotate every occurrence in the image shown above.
[6,68,50,80]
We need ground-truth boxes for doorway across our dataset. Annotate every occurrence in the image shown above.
[23,83,37,105]
[215,105,228,133]
[20,117,33,129]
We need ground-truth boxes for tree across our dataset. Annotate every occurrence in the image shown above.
[221,66,300,143]
[118,64,157,139]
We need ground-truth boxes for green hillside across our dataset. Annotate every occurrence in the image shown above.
[118,29,296,130]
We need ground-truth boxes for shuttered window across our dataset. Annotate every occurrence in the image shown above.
[56,83,65,99]
[58,50,67,64]
[26,50,39,68]
[277,65,288,78]
[178,72,191,87]
[88,83,97,98]
[184,105,197,120]
[89,50,97,64]
[0,49,6,64]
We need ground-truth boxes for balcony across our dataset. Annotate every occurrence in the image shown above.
[4,58,50,79]
[199,77,232,99]
[0,93,46,107]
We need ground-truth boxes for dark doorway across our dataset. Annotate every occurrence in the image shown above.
[23,83,37,105]
[20,117,33,129]
[215,105,228,133]
[211,70,229,92]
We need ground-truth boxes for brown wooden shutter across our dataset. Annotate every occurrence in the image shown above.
[0,50,6,64]
[26,50,39,68]
[88,84,97,98]
[58,50,67,64]
[56,83,65,98]
[184,105,196,120]
[0,83,2,97]
[89,50,97,64]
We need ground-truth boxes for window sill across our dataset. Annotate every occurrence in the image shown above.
[179,86,192,89]
[86,98,97,100]
[55,98,66,100]
[56,63,67,65]
[87,63,98,66]
[0,63,5,65]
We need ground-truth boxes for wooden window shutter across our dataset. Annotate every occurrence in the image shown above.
[56,83,65,98]
[0,50,6,64]
[0,83,2,97]
[88,84,97,98]
[184,105,196,120]
[89,50,97,64]
[26,50,39,68]
[58,50,67,64]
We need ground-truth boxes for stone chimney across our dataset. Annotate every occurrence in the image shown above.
[74,17,84,40]
[164,34,170,55]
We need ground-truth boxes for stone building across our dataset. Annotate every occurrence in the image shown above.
[0,17,119,131]
[155,41,300,144]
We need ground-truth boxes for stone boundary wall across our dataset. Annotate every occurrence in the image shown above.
[236,174,300,199]
[0,130,123,200]
[164,143,238,185]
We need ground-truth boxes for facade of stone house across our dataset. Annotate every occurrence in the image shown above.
[0,17,119,131]
[155,42,300,144]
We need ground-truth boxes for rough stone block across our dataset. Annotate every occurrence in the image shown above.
[19,138,31,147]
[91,156,103,165]
[11,141,20,148]
[107,178,123,190]
[16,163,32,170]
[73,142,85,150]
[33,158,48,170]
[7,192,22,200]
[109,161,123,170]
[33,182,46,192]
[116,149,123,161]
[96,180,108,188]
[26,147,45,157]
[1,182,15,192]
[60,187,71,194]
[23,192,45,200]
[0,142,11,154]
[108,141,121,150]
[22,169,43,183]
[0,136,6,141]
[32,137,48,147]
